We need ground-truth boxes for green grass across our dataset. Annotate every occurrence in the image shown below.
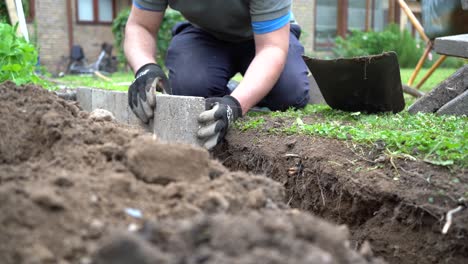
[55,72,134,91]
[54,68,457,96]
[400,68,458,92]
[238,105,467,167]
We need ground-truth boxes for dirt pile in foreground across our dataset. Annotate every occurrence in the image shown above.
[95,211,383,264]
[0,82,382,264]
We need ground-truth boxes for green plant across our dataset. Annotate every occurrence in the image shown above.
[0,22,46,86]
[334,24,423,68]
[0,1,31,23]
[111,8,131,66]
[333,24,464,68]
[112,8,184,68]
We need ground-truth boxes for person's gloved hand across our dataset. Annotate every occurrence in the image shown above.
[197,95,243,150]
[128,63,170,123]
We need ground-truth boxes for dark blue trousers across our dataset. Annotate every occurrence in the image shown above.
[165,22,310,111]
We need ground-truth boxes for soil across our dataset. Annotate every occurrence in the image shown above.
[0,81,382,264]
[215,119,468,264]
[94,211,385,264]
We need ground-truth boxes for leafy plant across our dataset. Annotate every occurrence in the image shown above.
[111,8,131,66]
[334,24,422,68]
[112,8,184,68]
[0,1,30,23]
[333,24,463,68]
[0,22,46,86]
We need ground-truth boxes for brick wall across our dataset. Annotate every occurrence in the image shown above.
[34,0,69,72]
[292,0,316,55]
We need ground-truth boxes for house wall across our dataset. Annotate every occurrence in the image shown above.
[30,0,130,73]
[292,0,316,55]
[34,0,69,72]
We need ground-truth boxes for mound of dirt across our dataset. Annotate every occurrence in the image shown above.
[0,82,283,263]
[0,82,383,264]
[95,211,384,264]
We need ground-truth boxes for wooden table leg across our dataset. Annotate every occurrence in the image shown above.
[416,55,447,89]
[408,42,433,86]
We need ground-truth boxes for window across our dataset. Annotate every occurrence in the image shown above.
[314,0,398,51]
[348,0,367,31]
[77,0,115,24]
[314,0,338,51]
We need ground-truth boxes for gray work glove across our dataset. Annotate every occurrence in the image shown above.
[128,63,171,123]
[197,95,243,150]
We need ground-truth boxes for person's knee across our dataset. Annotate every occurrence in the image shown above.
[170,69,227,98]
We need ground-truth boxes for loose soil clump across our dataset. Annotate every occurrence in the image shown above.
[216,126,468,264]
[0,82,382,264]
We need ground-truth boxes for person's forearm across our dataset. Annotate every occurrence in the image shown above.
[124,23,158,73]
[230,46,287,115]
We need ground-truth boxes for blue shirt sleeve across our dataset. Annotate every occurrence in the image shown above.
[133,0,167,12]
[251,12,291,34]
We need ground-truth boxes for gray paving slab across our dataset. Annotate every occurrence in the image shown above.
[76,87,92,112]
[408,65,467,114]
[434,34,468,58]
[437,89,468,116]
[153,94,205,146]
[76,87,147,129]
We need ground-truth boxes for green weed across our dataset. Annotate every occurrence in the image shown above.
[0,22,49,87]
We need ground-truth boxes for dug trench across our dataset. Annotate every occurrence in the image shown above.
[214,121,468,264]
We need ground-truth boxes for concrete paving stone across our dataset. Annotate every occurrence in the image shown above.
[76,87,92,112]
[76,87,148,129]
[437,89,468,116]
[465,65,468,89]
[154,94,205,146]
[434,34,468,59]
[408,65,467,114]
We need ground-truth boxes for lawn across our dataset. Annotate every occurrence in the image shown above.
[55,72,134,91]
[55,67,457,94]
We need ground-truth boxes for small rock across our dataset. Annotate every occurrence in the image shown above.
[87,219,104,239]
[89,109,115,121]
[90,194,100,204]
